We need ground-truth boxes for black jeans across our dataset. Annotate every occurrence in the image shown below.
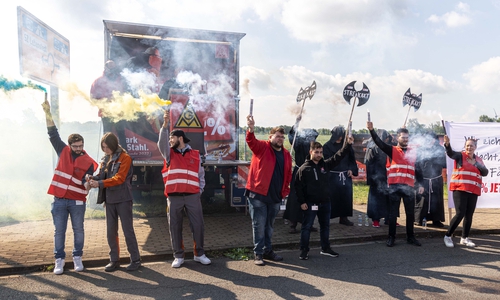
[387,184,415,238]
[446,190,478,238]
[300,202,331,252]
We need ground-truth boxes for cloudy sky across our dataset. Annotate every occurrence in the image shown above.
[2,0,500,131]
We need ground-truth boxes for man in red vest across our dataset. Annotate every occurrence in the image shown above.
[158,110,210,268]
[42,99,97,275]
[367,121,422,247]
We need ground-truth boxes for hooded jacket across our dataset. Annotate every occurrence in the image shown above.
[323,126,358,175]
[288,125,318,167]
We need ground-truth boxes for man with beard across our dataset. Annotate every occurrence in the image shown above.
[245,115,292,266]
[323,126,358,226]
[158,110,211,268]
[367,122,421,247]
[415,132,447,228]
[42,99,98,275]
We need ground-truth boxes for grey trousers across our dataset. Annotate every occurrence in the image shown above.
[106,201,140,262]
[167,193,205,258]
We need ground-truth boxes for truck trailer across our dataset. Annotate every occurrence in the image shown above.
[101,20,249,208]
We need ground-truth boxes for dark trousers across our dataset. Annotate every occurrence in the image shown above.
[300,202,331,251]
[446,190,478,238]
[106,201,140,262]
[387,185,415,238]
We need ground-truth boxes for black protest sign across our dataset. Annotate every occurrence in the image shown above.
[296,81,317,102]
[343,81,370,106]
[402,88,422,112]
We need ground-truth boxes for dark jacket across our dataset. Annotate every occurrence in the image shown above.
[323,126,358,175]
[94,148,133,204]
[288,125,318,167]
[295,144,352,204]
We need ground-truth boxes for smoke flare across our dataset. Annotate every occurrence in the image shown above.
[0,75,46,93]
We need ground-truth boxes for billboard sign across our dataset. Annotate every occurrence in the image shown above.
[17,6,70,86]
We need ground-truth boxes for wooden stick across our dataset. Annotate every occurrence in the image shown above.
[403,105,411,128]
[290,99,307,158]
[344,97,357,147]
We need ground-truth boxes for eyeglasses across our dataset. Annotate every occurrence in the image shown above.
[71,144,84,149]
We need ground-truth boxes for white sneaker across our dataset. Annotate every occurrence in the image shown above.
[171,258,184,268]
[194,254,211,265]
[54,258,65,275]
[73,256,84,272]
[444,236,454,248]
[460,237,476,247]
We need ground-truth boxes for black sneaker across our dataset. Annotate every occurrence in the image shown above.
[320,248,339,257]
[386,236,395,247]
[263,250,283,261]
[126,260,141,271]
[254,254,264,266]
[299,250,309,260]
[407,236,422,246]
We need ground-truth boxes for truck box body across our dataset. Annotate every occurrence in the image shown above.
[101,20,249,203]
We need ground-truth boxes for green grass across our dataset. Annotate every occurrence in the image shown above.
[353,182,369,205]
[224,247,252,261]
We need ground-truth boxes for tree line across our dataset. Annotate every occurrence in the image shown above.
[240,114,498,136]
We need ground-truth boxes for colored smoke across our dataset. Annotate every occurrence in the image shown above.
[0,75,46,93]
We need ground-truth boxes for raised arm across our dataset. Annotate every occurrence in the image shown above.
[157,110,171,163]
[367,121,392,158]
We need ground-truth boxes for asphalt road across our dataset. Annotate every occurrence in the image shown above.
[1,234,500,299]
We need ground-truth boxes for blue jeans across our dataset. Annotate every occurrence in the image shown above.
[248,198,280,255]
[51,197,86,259]
[300,202,331,251]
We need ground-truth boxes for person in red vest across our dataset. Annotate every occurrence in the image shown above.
[245,115,293,266]
[443,136,488,248]
[158,110,210,268]
[367,122,421,247]
[42,99,97,275]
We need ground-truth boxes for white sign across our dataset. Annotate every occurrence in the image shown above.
[17,6,70,86]
[445,122,500,208]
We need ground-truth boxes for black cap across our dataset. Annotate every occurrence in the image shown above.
[170,129,191,143]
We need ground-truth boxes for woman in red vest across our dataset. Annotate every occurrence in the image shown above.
[443,136,488,248]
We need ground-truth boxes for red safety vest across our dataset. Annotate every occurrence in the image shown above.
[47,146,97,201]
[449,152,484,196]
[161,148,201,197]
[386,146,416,187]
